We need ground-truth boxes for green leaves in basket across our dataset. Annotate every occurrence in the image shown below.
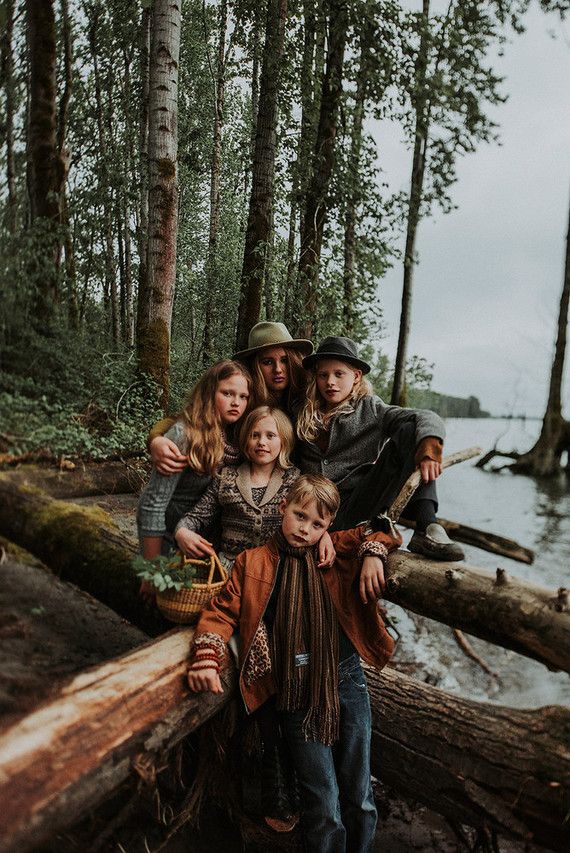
[132,554,197,592]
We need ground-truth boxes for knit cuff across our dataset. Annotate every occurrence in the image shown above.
[191,632,227,666]
[358,540,388,563]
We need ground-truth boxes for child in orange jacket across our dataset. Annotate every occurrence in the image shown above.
[188,473,401,852]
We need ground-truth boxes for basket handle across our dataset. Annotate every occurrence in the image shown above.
[207,552,228,584]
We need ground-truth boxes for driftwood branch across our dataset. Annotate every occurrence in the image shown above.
[384,551,570,673]
[0,460,148,498]
[388,445,483,522]
[399,517,535,564]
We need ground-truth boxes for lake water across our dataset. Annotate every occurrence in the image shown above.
[389,417,570,710]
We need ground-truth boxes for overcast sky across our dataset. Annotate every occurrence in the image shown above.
[374,4,570,417]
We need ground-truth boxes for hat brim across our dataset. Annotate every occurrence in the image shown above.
[234,338,314,360]
[302,352,371,374]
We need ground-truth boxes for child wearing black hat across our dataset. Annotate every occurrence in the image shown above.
[296,336,464,560]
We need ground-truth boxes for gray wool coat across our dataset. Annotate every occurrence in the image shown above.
[296,395,445,496]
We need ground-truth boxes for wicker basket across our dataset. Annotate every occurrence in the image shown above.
[156,553,229,624]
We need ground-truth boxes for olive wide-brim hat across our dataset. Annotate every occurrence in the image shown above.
[234,321,313,360]
[302,336,371,374]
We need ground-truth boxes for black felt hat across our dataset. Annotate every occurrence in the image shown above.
[302,336,371,374]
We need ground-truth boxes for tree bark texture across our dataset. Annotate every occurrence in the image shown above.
[391,0,431,406]
[235,0,288,351]
[0,475,163,635]
[298,0,348,339]
[1,0,17,233]
[203,0,229,366]
[384,550,570,673]
[0,461,149,499]
[25,0,65,312]
[0,628,236,853]
[136,4,151,352]
[368,666,570,850]
[137,0,181,408]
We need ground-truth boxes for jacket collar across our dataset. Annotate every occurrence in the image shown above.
[235,461,285,509]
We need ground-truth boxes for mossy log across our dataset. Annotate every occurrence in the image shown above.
[368,666,570,851]
[0,460,148,498]
[0,474,163,635]
[0,632,568,852]
[384,551,570,673]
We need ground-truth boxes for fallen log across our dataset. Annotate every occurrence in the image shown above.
[0,629,567,852]
[384,551,570,673]
[0,475,163,635]
[399,517,535,564]
[368,666,570,851]
[0,476,566,673]
[0,460,148,499]
[0,628,235,853]
[0,557,147,730]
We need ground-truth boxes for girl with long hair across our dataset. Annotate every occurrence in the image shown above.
[137,360,252,564]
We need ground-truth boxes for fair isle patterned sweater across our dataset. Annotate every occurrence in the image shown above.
[175,462,300,566]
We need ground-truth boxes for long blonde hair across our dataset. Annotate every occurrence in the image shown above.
[180,360,252,475]
[238,405,295,469]
[249,347,308,407]
[296,366,372,442]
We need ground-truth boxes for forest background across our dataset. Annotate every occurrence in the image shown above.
[0,0,568,464]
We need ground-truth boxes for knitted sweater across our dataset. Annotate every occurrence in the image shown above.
[175,462,300,565]
[137,420,240,543]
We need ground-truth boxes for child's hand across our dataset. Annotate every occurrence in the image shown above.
[175,528,215,557]
[317,530,336,568]
[359,555,386,603]
[187,664,223,694]
[150,436,188,475]
[419,458,442,483]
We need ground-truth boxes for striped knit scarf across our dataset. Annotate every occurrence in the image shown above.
[271,529,340,745]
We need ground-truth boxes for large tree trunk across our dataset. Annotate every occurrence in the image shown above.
[136,5,151,352]
[0,476,567,673]
[202,0,229,366]
[136,0,181,409]
[297,0,348,339]
[25,0,65,318]
[391,0,431,406]
[514,199,570,476]
[0,461,148,499]
[368,666,570,851]
[235,0,288,351]
[0,633,567,853]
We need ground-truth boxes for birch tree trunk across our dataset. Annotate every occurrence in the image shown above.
[235,0,288,352]
[137,0,181,409]
[2,0,17,234]
[297,0,348,339]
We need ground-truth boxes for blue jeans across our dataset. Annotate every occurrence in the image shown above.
[281,654,377,853]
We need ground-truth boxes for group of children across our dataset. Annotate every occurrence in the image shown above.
[137,321,464,852]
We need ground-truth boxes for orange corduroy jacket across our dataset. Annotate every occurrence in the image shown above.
[192,524,402,713]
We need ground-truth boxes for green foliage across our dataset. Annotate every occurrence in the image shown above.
[133,553,196,592]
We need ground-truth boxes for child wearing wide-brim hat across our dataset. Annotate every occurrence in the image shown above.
[296,336,464,561]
